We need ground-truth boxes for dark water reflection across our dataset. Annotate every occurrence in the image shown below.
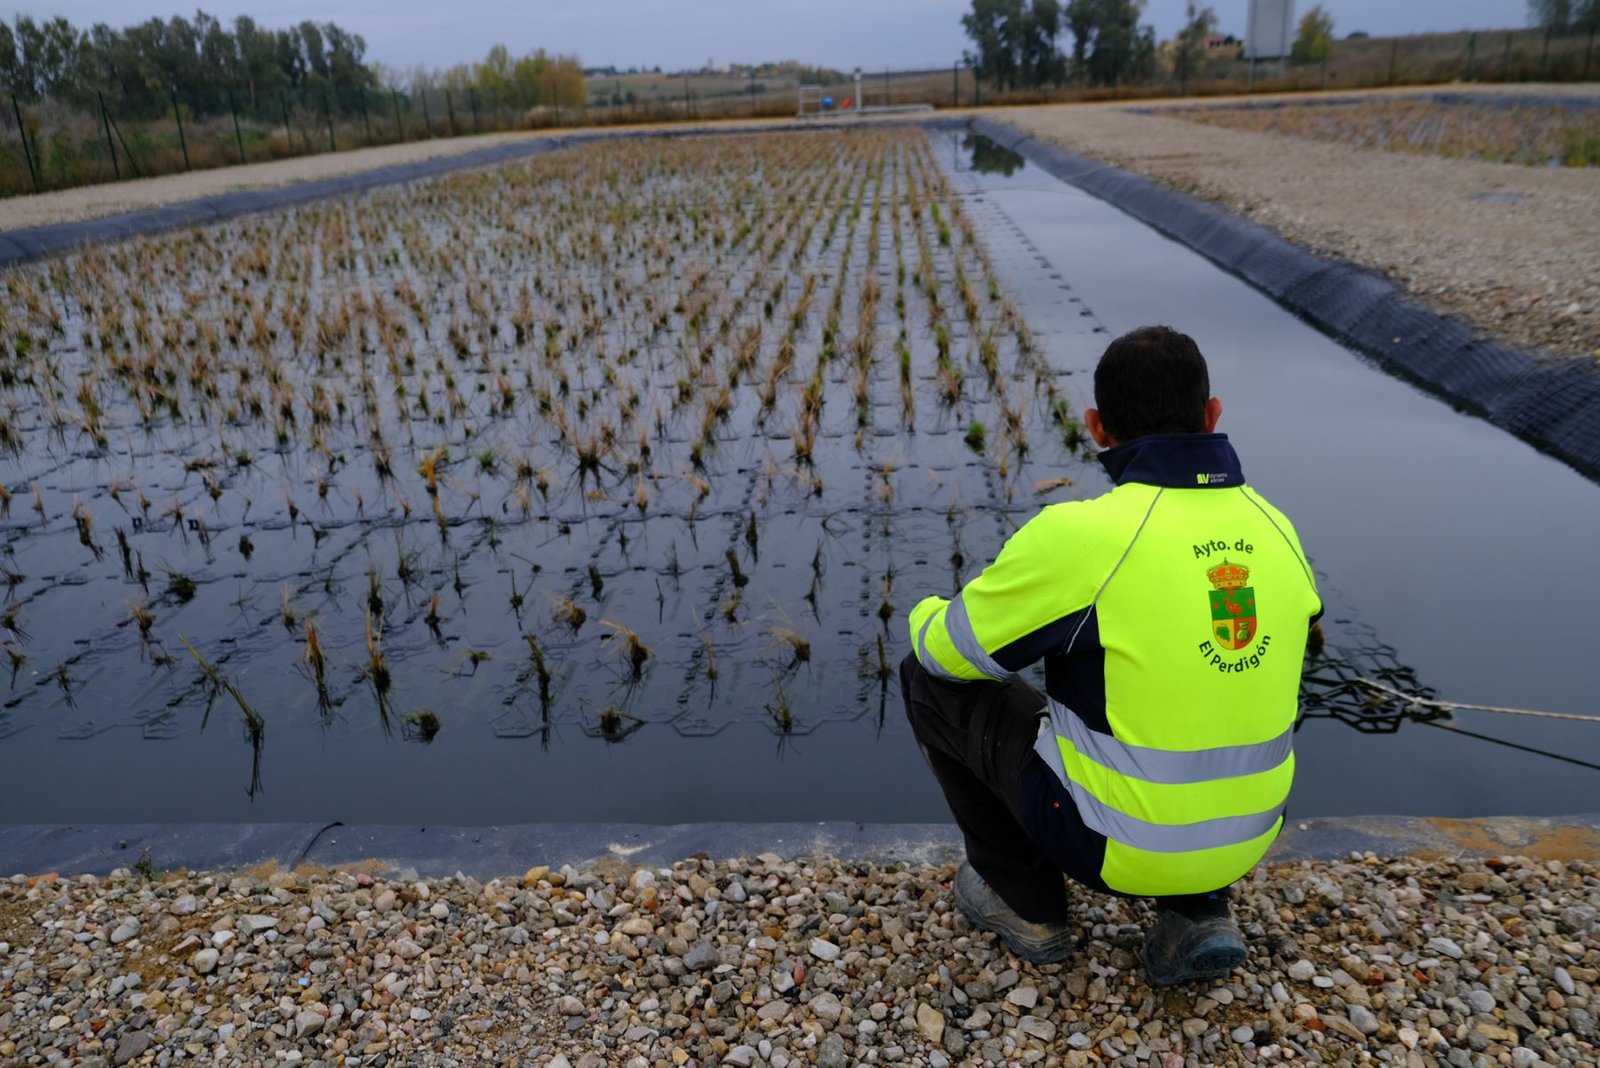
[963,134,1027,176]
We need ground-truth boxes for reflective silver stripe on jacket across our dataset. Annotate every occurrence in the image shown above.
[1032,701,1289,854]
[916,615,965,682]
[1069,788,1283,853]
[1048,698,1292,785]
[944,594,1010,681]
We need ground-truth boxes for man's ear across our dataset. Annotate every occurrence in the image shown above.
[1084,408,1116,448]
[1203,397,1223,433]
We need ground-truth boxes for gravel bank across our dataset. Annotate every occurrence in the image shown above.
[998,89,1600,360]
[3,852,1596,1067]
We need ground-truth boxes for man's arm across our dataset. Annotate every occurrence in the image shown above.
[907,508,1090,683]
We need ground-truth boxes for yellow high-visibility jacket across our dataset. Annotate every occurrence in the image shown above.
[910,433,1321,896]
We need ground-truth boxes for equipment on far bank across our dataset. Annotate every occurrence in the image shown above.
[797,68,936,120]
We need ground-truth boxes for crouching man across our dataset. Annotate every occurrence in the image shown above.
[902,326,1321,984]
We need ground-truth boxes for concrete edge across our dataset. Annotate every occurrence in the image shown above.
[967,115,1600,482]
[2,815,1597,880]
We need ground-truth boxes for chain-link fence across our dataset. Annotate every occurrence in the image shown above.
[3,26,1597,200]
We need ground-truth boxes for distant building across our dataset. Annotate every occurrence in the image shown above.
[1206,34,1243,59]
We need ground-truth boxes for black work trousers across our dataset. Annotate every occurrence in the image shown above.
[900,654,1230,924]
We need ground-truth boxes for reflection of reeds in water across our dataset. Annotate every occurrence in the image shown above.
[602,620,651,680]
[365,612,391,694]
[303,617,334,721]
[404,709,441,742]
[179,635,265,798]
[553,595,587,632]
[767,626,811,668]
[768,684,795,734]
[2,642,25,686]
[725,548,748,589]
[524,632,553,707]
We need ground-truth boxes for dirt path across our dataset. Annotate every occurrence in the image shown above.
[996,85,1600,358]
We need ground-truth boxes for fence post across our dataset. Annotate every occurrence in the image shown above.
[445,88,458,136]
[322,87,336,151]
[421,90,433,136]
[1321,54,1329,90]
[10,92,40,193]
[468,87,481,132]
[884,67,890,108]
[1587,28,1596,79]
[280,90,293,151]
[360,88,372,142]
[1542,26,1553,78]
[749,69,756,115]
[953,62,959,108]
[171,86,190,170]
[227,89,246,164]
[392,90,403,140]
[1388,40,1399,85]
[98,91,120,180]
[1502,32,1513,81]
[1466,32,1477,81]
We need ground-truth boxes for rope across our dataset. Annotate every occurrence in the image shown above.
[1355,677,1599,723]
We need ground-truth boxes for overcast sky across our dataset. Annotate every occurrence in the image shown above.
[12,0,1535,72]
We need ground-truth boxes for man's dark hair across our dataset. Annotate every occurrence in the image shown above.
[1093,326,1210,442]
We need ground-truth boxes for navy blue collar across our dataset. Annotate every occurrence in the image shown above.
[1097,433,1245,489]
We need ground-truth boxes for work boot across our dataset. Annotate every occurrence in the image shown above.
[1141,893,1246,986]
[952,862,1073,964]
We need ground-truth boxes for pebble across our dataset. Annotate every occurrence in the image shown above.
[1005,984,1038,1008]
[811,991,842,1024]
[109,917,139,944]
[683,940,719,971]
[1349,1004,1381,1035]
[1,851,1596,1065]
[809,936,841,961]
[238,914,279,935]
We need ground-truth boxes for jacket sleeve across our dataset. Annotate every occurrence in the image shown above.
[907,509,1074,683]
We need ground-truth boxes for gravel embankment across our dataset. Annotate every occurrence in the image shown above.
[3,852,1596,1066]
[998,89,1600,360]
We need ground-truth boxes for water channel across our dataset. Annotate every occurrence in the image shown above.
[0,127,1595,827]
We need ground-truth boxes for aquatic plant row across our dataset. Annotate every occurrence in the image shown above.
[0,129,1094,797]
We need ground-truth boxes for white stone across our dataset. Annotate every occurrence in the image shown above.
[810,992,842,1024]
[808,937,840,961]
[109,918,139,944]
[192,947,220,975]
[1006,985,1039,1009]
[238,914,278,935]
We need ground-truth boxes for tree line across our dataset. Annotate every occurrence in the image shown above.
[1528,0,1600,33]
[0,12,375,108]
[961,0,1162,90]
[0,11,586,116]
